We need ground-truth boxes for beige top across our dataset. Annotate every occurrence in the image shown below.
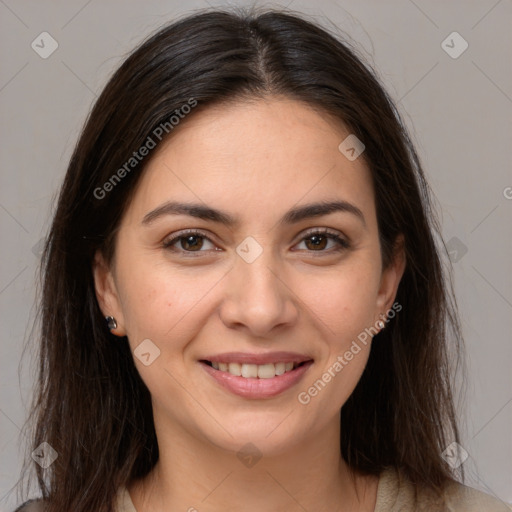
[115,467,511,511]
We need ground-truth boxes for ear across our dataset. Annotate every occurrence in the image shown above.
[375,234,406,317]
[92,249,126,336]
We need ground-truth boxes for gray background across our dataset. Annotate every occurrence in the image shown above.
[1,0,511,509]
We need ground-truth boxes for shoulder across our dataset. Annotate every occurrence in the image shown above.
[13,499,46,512]
[375,467,511,512]
[442,478,511,512]
[115,484,137,512]
[13,486,136,512]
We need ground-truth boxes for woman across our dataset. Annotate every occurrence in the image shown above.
[14,7,509,512]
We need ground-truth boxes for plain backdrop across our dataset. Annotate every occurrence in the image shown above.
[1,0,511,509]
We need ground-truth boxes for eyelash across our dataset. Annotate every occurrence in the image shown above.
[162,228,350,257]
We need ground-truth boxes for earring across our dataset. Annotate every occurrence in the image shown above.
[105,315,117,330]
[377,320,385,330]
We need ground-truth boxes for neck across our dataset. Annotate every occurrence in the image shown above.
[128,409,378,512]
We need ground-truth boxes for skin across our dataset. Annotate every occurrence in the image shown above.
[93,96,406,512]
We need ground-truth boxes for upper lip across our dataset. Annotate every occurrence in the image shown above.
[200,351,314,365]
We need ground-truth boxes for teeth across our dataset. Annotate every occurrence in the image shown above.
[241,364,258,378]
[228,362,241,376]
[210,361,302,378]
[274,362,286,375]
[257,364,275,379]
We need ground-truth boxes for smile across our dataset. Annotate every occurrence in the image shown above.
[202,360,305,378]
[199,357,314,399]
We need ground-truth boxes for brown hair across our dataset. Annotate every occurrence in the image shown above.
[16,6,465,511]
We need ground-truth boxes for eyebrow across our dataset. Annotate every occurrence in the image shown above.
[141,199,366,228]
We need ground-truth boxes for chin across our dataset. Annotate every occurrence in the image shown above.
[201,420,305,459]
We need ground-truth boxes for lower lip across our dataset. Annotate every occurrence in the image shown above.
[200,361,314,399]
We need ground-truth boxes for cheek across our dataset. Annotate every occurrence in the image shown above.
[116,255,219,351]
[300,262,381,346]
[296,280,376,414]
[292,259,380,408]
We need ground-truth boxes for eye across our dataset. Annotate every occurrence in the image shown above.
[162,229,217,254]
[163,228,350,256]
[293,228,350,254]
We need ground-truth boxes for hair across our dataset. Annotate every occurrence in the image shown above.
[15,6,465,512]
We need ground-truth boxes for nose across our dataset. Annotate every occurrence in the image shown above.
[218,244,299,338]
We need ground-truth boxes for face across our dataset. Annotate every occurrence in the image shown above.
[94,96,404,457]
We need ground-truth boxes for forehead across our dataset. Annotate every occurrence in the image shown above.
[121,96,375,229]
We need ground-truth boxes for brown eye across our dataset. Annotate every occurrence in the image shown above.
[295,229,350,253]
[162,228,349,257]
[177,234,205,251]
[163,230,217,253]
[304,234,329,251]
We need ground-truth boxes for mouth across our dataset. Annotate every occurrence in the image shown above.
[200,360,310,379]
[198,354,314,399]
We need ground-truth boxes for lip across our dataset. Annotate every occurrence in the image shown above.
[200,351,313,365]
[199,358,314,399]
